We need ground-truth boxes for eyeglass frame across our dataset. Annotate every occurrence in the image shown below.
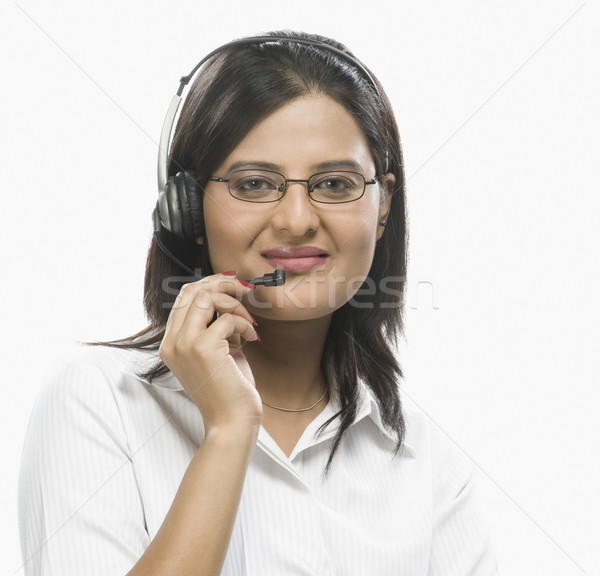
[208,169,379,204]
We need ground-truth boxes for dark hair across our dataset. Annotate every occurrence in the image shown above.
[107,31,408,471]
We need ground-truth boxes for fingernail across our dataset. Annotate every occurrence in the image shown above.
[254,328,261,342]
[240,280,256,289]
[249,313,258,326]
[222,270,237,276]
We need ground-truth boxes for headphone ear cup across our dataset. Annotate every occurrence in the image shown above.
[181,171,205,240]
[157,171,203,241]
[173,171,197,241]
[161,176,184,238]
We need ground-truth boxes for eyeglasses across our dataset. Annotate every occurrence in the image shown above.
[209,169,378,204]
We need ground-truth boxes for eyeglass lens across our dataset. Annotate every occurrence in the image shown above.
[227,169,367,204]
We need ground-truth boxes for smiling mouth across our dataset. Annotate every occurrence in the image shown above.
[261,246,329,274]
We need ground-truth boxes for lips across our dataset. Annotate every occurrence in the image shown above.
[261,246,329,274]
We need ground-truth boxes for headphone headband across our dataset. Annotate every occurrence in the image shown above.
[176,36,381,97]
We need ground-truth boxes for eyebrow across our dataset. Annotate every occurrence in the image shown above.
[225,161,284,173]
[309,160,366,172]
[223,159,367,174]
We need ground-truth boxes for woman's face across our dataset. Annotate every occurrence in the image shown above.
[202,94,393,321]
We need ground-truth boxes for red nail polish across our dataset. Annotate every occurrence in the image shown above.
[249,313,258,326]
[221,271,237,276]
[240,280,256,289]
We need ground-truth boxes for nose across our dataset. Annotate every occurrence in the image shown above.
[270,181,320,236]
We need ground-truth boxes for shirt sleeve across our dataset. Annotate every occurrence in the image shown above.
[427,428,499,575]
[18,356,150,576]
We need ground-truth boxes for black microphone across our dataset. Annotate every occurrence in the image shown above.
[250,269,286,286]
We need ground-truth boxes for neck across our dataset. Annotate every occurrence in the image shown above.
[243,314,332,408]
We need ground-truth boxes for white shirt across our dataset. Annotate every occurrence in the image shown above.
[18,346,497,575]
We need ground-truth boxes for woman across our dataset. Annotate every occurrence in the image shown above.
[19,31,497,575]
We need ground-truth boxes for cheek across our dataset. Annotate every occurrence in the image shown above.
[332,206,379,267]
[331,239,377,305]
[326,215,380,305]
[203,205,244,271]
[205,228,251,273]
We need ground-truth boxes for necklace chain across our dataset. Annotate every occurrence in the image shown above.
[261,388,328,412]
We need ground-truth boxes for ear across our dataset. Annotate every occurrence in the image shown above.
[376,173,395,240]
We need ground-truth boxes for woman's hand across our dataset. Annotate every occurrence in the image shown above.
[159,272,262,433]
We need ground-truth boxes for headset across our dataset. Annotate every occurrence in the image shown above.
[152,34,388,281]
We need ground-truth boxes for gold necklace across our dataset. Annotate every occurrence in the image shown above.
[261,388,328,412]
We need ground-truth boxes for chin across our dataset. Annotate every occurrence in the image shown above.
[244,285,354,322]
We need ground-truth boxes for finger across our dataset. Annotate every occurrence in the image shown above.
[197,292,256,325]
[189,272,256,301]
[206,313,260,345]
[164,282,207,337]
[178,290,257,337]
[176,313,259,357]
[166,274,255,335]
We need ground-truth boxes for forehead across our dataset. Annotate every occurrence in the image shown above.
[216,95,374,175]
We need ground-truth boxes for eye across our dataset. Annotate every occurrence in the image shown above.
[310,172,361,197]
[229,170,283,197]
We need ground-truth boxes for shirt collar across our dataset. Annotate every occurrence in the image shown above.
[352,379,416,458]
[129,349,184,391]
[147,371,183,390]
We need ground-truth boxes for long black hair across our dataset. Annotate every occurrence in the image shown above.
[106,31,408,471]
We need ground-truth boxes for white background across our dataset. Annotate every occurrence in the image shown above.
[2,1,599,574]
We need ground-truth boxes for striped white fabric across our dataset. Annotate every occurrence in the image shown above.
[18,346,498,575]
